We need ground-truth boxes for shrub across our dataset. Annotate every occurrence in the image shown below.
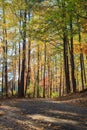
[52,92,59,98]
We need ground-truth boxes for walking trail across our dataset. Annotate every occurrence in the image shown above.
[0,98,87,130]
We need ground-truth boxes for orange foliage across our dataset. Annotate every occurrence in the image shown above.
[74,44,87,55]
[74,44,80,54]
[82,19,87,33]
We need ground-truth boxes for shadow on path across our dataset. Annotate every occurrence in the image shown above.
[0,99,87,130]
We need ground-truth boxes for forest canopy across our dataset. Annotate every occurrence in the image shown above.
[0,0,87,98]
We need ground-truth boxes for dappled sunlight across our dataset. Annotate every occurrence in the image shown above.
[0,105,21,117]
[15,119,43,130]
[47,110,78,116]
[0,105,42,130]
[1,105,20,111]
[28,114,79,125]
[0,99,87,130]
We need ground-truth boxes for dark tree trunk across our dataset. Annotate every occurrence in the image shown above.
[20,11,27,97]
[2,2,8,97]
[26,39,31,93]
[18,42,21,96]
[62,1,70,94]
[33,66,36,98]
[62,71,65,95]
[80,53,84,90]
[2,65,4,97]
[79,27,84,90]
[43,43,46,98]
[5,38,8,97]
[63,35,71,94]
[47,58,50,98]
[13,44,17,93]
[70,15,76,93]
[82,55,86,84]
[77,16,84,91]
[59,64,62,97]
[37,44,40,98]
[26,12,31,92]
[50,69,52,98]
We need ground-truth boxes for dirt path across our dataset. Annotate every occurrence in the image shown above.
[0,98,87,130]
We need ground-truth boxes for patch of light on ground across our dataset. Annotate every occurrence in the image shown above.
[28,114,78,125]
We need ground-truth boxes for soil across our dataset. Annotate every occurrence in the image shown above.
[55,90,87,107]
[0,96,87,130]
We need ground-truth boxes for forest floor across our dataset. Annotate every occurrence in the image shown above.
[55,90,87,107]
[0,92,87,130]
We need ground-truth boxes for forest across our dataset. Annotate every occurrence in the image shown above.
[0,0,87,98]
[0,0,87,130]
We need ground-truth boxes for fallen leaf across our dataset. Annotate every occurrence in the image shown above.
[0,111,4,116]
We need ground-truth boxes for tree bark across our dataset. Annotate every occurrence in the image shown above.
[70,15,76,92]
[43,43,46,98]
[2,1,8,97]
[63,35,71,94]
[20,10,27,97]
[37,44,40,98]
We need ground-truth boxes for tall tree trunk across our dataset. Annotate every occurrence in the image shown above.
[2,1,8,97]
[59,63,62,97]
[33,65,36,98]
[20,10,27,97]
[80,52,84,90]
[26,39,31,93]
[18,41,21,96]
[37,44,40,98]
[26,12,31,92]
[50,69,52,98]
[63,35,71,94]
[62,71,65,95]
[70,15,76,93]
[43,43,46,98]
[5,33,8,97]
[62,1,70,94]
[2,65,4,97]
[47,58,50,98]
[13,44,17,94]
[83,55,86,84]
[78,20,84,91]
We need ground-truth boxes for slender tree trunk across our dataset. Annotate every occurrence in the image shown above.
[77,15,85,91]
[13,44,16,93]
[62,1,70,94]
[2,1,8,97]
[78,24,84,90]
[12,80,14,96]
[50,69,52,98]
[41,64,43,97]
[18,10,23,97]
[59,63,62,97]
[70,15,76,92]
[43,43,46,98]
[80,52,84,90]
[33,66,36,98]
[2,65,4,97]
[3,42,8,98]
[83,55,86,84]
[20,11,27,97]
[26,12,31,91]
[62,71,65,95]
[18,41,21,97]
[47,58,50,98]
[32,53,36,98]
[37,44,40,98]
[63,35,71,94]
[26,39,31,92]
